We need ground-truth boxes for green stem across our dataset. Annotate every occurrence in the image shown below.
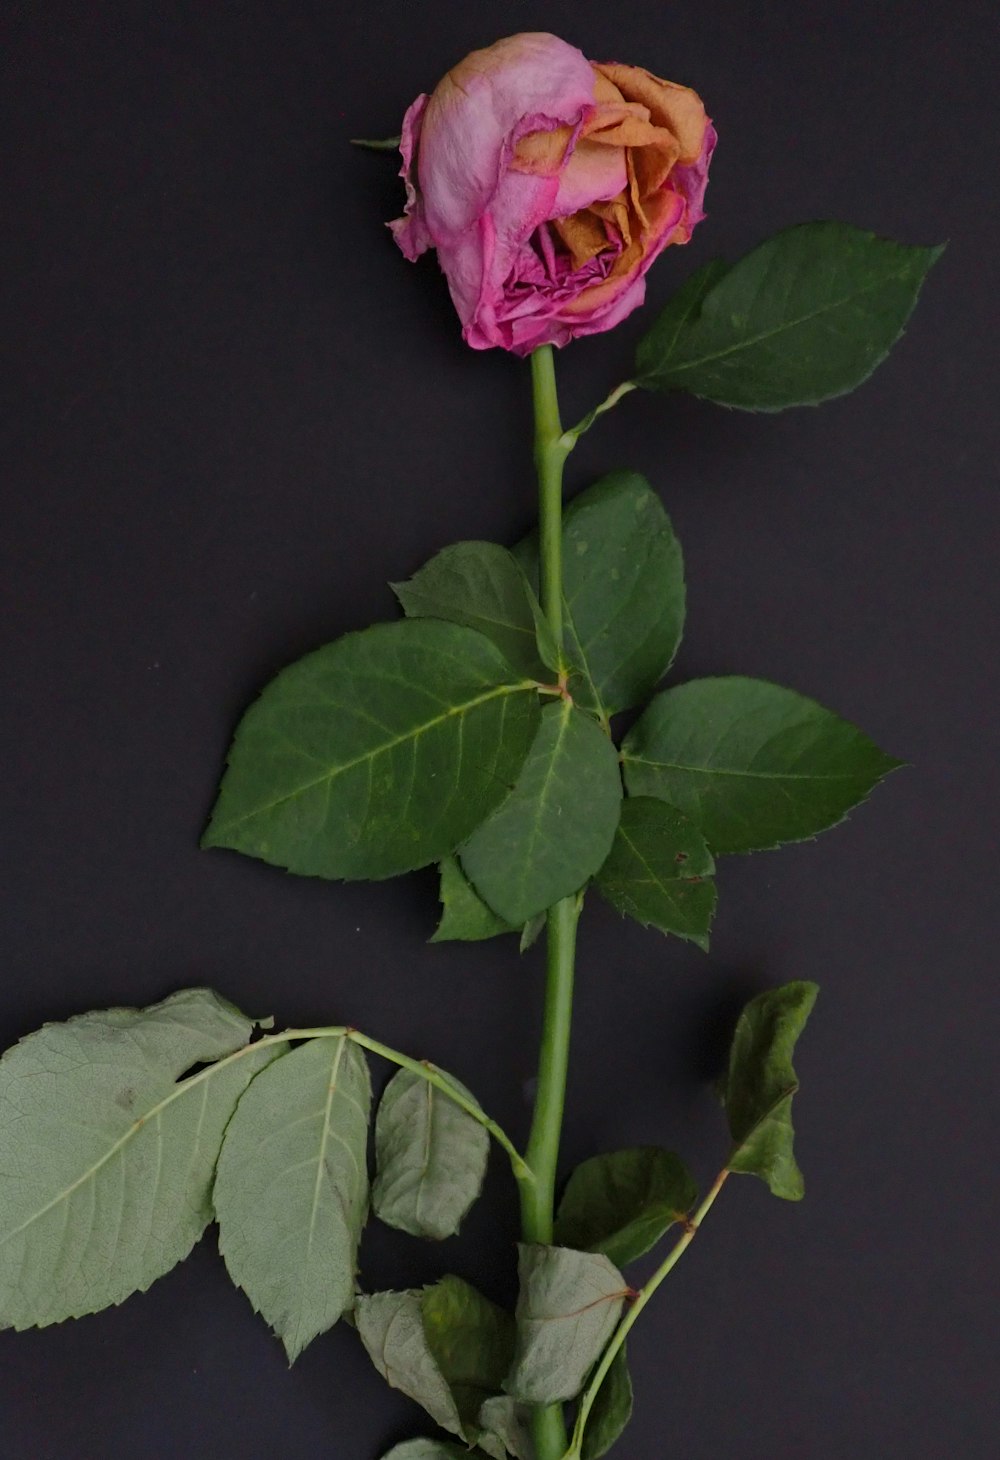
[520,346,579,1460]
[531,344,572,661]
[564,1168,731,1458]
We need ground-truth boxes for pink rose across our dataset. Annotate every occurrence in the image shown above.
[391,32,716,355]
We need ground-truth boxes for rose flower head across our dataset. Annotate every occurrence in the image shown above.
[391,32,716,355]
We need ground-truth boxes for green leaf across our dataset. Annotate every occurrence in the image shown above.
[622,677,901,855]
[478,1396,536,1459]
[634,222,943,410]
[373,1069,489,1240]
[357,1278,514,1446]
[595,798,717,950]
[554,1148,698,1267]
[723,982,819,1199]
[460,700,622,925]
[519,913,546,953]
[0,989,278,1330]
[393,541,550,681]
[505,1245,628,1405]
[581,1346,634,1460]
[423,1276,517,1433]
[382,1444,468,1460]
[203,618,540,881]
[381,1444,468,1460]
[527,590,562,675]
[517,472,685,716]
[632,259,730,384]
[358,1289,463,1437]
[214,1034,371,1361]
[431,856,515,943]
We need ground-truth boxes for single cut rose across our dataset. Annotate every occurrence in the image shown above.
[391,32,716,354]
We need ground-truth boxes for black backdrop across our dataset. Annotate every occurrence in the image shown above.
[3,4,997,1457]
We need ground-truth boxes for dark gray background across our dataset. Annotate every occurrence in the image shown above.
[3,3,997,1456]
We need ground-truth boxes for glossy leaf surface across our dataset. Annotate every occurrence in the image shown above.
[596,797,717,949]
[636,223,942,410]
[204,619,540,880]
[622,677,900,854]
[461,700,622,925]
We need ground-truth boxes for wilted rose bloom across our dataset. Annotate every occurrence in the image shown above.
[391,32,716,354]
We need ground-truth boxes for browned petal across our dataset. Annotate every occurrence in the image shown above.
[589,192,633,251]
[592,69,626,105]
[581,101,659,148]
[562,230,646,315]
[553,209,609,268]
[512,123,574,175]
[594,63,707,163]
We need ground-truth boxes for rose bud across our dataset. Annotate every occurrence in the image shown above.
[391,31,716,355]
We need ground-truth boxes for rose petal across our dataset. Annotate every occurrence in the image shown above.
[388,94,432,261]
[419,34,597,236]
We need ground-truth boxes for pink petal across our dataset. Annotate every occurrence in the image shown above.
[417,34,597,239]
[388,94,432,261]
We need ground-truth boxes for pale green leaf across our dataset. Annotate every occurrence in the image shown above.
[0,989,277,1330]
[596,798,717,949]
[203,618,540,881]
[554,1147,698,1267]
[373,1069,489,1240]
[358,1289,463,1436]
[517,472,685,716]
[622,677,901,854]
[460,701,622,925]
[505,1245,628,1405]
[724,982,819,1199]
[478,1396,536,1459]
[581,1346,633,1460]
[393,541,549,680]
[381,1444,467,1460]
[519,913,546,954]
[635,222,943,409]
[214,1035,371,1360]
[431,856,515,943]
[423,1276,516,1433]
[358,1277,514,1446]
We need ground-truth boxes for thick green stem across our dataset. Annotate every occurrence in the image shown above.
[519,896,580,1242]
[564,1169,731,1458]
[520,346,579,1460]
[531,344,572,661]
